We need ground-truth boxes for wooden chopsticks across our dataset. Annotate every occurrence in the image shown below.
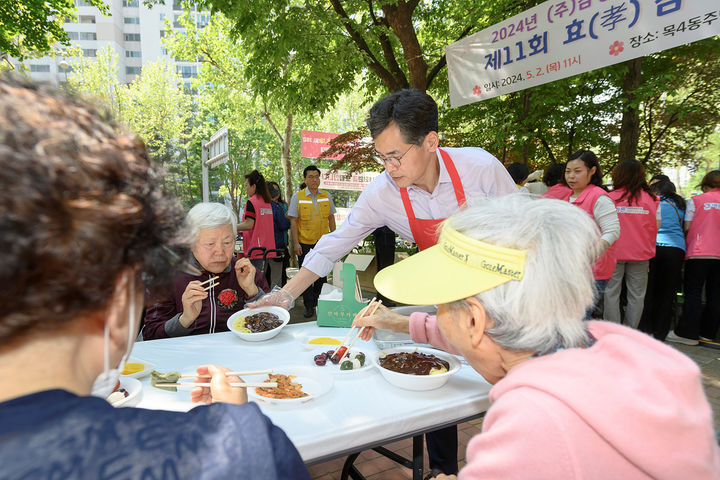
[154,382,278,389]
[179,369,272,379]
[199,275,219,291]
[332,298,382,358]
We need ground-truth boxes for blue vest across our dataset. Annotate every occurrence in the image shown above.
[656,197,685,251]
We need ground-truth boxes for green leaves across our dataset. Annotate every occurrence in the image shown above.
[2,0,108,60]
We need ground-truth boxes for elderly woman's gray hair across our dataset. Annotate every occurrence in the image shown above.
[186,203,237,244]
[447,195,601,355]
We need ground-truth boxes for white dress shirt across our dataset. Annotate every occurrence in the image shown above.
[301,147,517,276]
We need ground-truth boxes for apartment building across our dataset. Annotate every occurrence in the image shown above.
[17,0,207,89]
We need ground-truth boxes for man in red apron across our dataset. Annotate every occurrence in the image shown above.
[252,88,516,477]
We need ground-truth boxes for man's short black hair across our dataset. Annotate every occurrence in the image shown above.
[506,162,529,184]
[303,165,320,178]
[366,88,439,146]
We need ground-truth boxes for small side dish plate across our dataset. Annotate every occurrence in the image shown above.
[247,366,333,405]
[121,358,157,379]
[301,336,345,350]
[110,377,143,408]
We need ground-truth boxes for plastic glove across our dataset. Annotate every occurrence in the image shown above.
[246,285,295,310]
[526,169,544,182]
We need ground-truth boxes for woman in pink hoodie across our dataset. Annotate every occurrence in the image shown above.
[359,195,720,480]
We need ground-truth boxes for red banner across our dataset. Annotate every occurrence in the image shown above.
[301,130,343,160]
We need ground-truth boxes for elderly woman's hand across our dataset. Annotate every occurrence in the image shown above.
[235,258,259,297]
[179,281,208,327]
[190,365,247,405]
[353,302,410,341]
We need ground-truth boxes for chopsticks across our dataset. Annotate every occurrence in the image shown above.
[332,297,382,358]
[179,369,272,379]
[154,382,278,389]
[200,275,219,291]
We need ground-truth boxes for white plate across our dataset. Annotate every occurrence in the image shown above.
[227,306,290,342]
[247,366,333,405]
[109,377,142,407]
[301,336,345,350]
[121,358,156,379]
[309,348,374,375]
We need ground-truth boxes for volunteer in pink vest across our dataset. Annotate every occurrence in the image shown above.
[237,169,276,271]
[667,170,720,346]
[603,160,659,328]
[543,150,619,318]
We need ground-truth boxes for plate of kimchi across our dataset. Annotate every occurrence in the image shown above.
[247,366,334,405]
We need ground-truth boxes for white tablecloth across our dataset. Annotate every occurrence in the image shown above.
[130,323,492,463]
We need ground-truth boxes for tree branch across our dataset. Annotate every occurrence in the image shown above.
[427,24,475,89]
[367,0,408,89]
[329,0,400,91]
[262,100,284,143]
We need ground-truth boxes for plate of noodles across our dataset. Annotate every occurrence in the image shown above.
[247,366,333,405]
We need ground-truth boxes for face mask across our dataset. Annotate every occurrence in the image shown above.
[91,278,137,398]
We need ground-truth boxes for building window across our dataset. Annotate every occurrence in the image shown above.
[78,15,95,23]
[159,30,166,38]
[29,65,51,72]
[122,0,139,6]
[124,17,140,24]
[196,14,209,27]
[126,67,141,75]
[76,0,93,6]
[173,0,183,10]
[82,49,97,57]
[124,33,141,41]
[125,51,141,58]
[176,65,197,78]
[67,31,79,40]
[79,32,97,40]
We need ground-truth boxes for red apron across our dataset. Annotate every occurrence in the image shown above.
[400,149,466,251]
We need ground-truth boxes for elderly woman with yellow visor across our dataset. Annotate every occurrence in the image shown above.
[356,196,719,479]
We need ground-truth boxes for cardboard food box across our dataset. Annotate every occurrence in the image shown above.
[317,262,367,327]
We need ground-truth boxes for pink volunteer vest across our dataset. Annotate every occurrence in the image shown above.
[243,194,276,260]
[608,188,658,261]
[541,183,573,200]
[557,185,617,280]
[685,189,720,259]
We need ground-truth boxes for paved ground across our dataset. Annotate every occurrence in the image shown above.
[289,298,720,479]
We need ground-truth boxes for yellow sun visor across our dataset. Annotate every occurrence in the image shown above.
[373,226,526,305]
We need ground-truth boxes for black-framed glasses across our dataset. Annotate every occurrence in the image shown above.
[373,145,413,169]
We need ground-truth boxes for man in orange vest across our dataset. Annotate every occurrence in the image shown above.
[287,165,337,318]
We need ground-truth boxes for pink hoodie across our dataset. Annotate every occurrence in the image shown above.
[408,314,720,479]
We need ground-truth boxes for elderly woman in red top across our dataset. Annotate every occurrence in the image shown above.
[143,203,269,339]
[603,160,659,328]
[667,170,720,345]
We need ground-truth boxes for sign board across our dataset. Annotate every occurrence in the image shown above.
[317,263,368,327]
[319,168,380,191]
[205,127,229,167]
[201,126,230,202]
[447,1,720,107]
[301,130,343,159]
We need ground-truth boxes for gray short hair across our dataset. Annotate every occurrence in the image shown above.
[186,203,237,245]
[446,195,600,355]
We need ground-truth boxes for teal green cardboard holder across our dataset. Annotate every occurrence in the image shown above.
[317,263,367,327]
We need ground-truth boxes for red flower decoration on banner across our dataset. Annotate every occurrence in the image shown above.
[472,85,482,96]
[609,41,624,56]
[218,288,238,309]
